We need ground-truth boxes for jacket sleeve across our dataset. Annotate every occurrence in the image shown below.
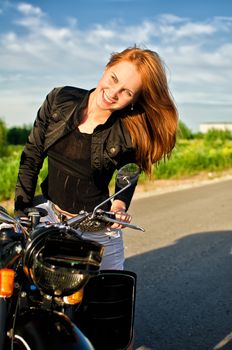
[113,151,139,211]
[14,88,57,216]
[114,180,138,211]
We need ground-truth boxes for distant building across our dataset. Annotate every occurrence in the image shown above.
[199,122,232,133]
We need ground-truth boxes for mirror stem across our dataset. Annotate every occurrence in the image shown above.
[91,182,130,218]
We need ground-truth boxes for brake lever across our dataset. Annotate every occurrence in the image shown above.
[99,215,145,232]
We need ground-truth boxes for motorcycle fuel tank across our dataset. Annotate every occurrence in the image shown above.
[12,308,94,350]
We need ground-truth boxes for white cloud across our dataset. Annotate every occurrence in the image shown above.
[0,2,232,131]
[17,2,44,16]
[175,22,216,38]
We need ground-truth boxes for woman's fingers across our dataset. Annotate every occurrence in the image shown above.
[115,211,132,222]
[109,210,132,229]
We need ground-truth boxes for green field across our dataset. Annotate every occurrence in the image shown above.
[1,135,232,202]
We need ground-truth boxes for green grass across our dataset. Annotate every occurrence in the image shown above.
[0,146,48,201]
[1,139,232,202]
[153,139,232,179]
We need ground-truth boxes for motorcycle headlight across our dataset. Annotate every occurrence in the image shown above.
[24,225,104,296]
[32,256,89,296]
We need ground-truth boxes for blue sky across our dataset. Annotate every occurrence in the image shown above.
[0,0,232,131]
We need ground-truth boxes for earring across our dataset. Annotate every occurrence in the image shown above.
[131,103,134,111]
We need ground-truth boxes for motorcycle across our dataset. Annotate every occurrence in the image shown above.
[0,163,144,350]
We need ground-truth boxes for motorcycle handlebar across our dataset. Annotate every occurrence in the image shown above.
[1,206,145,234]
[66,209,145,232]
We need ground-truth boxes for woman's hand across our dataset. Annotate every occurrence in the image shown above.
[110,200,132,229]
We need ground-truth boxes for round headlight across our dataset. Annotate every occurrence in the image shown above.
[32,255,89,296]
[23,225,104,296]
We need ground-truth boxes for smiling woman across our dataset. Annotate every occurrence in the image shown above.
[79,61,142,133]
[14,46,178,271]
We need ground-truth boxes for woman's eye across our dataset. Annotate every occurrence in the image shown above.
[111,75,117,82]
[125,90,133,97]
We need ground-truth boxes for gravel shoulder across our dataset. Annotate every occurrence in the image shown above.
[134,169,232,199]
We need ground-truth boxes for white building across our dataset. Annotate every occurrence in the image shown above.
[199,122,232,133]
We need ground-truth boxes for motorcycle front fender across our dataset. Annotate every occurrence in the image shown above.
[13,308,94,350]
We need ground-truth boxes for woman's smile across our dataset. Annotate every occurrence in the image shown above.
[102,90,116,105]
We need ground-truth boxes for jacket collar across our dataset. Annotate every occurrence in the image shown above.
[65,88,93,132]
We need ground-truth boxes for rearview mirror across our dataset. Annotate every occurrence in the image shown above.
[91,163,140,217]
[116,163,140,187]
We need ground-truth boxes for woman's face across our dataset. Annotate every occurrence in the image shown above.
[95,61,142,111]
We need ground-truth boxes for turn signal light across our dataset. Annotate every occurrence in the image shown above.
[0,268,15,297]
[63,288,84,305]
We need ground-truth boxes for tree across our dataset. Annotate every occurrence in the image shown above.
[177,120,193,140]
[0,118,7,156]
[7,125,32,145]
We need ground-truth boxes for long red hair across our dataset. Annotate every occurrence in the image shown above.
[107,47,178,176]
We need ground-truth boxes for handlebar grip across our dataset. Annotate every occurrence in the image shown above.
[100,215,145,232]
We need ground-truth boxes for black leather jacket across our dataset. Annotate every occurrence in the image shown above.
[15,86,137,216]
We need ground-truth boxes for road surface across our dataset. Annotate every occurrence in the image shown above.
[123,177,232,350]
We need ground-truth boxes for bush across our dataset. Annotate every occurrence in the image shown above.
[154,138,232,179]
[204,129,232,144]
[0,146,48,201]
[0,154,20,200]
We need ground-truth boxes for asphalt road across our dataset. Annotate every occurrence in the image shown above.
[123,177,232,350]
